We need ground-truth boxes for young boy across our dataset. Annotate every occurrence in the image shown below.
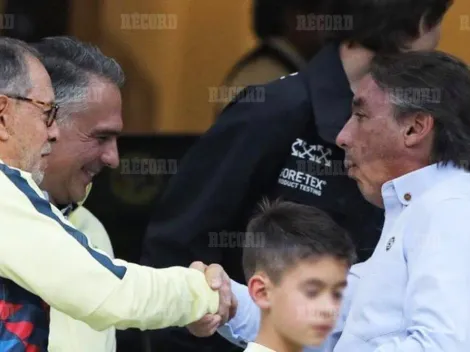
[242,199,356,352]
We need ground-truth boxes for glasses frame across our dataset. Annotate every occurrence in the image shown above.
[7,95,59,127]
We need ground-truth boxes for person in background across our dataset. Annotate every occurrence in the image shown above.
[32,36,123,352]
[215,0,327,114]
[140,0,452,350]
[241,200,355,352]
[0,36,231,352]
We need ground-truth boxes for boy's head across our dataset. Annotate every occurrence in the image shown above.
[243,199,356,349]
[323,0,452,53]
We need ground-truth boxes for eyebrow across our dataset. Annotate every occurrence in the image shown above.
[91,128,121,137]
[302,279,348,289]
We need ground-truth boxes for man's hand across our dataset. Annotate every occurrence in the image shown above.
[187,261,238,337]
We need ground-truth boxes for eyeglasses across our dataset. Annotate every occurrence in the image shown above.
[7,95,59,127]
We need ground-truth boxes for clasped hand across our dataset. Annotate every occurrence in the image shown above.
[187,261,238,337]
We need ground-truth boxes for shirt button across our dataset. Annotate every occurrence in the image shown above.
[404,193,412,201]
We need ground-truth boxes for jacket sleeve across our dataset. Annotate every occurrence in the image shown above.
[140,85,305,276]
[0,165,219,331]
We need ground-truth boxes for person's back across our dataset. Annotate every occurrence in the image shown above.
[214,0,326,115]
[241,200,355,352]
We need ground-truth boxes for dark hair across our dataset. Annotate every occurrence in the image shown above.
[370,50,470,171]
[253,0,327,39]
[242,199,356,284]
[322,0,452,53]
[0,37,40,97]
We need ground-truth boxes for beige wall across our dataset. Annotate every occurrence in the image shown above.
[65,0,470,134]
[70,0,255,134]
[438,0,470,60]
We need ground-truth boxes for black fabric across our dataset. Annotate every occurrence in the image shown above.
[140,43,384,351]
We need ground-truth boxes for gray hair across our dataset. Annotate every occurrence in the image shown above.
[32,36,125,123]
[0,37,40,97]
[370,50,470,171]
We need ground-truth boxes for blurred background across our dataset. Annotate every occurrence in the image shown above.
[1,0,469,350]
[2,0,469,135]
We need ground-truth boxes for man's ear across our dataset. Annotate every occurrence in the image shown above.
[247,273,273,310]
[0,95,13,141]
[403,113,434,148]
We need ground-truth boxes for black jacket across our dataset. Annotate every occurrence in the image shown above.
[140,43,384,351]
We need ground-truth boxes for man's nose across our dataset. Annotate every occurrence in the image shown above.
[47,120,60,142]
[101,139,119,169]
[335,124,351,150]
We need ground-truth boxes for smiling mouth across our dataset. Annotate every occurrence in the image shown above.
[82,168,99,179]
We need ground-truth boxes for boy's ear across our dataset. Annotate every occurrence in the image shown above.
[247,273,273,310]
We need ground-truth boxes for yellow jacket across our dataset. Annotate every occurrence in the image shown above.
[49,187,117,352]
[0,162,219,350]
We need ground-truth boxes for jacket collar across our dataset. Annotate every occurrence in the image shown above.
[303,42,353,144]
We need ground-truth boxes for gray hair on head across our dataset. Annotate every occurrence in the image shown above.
[0,37,40,97]
[32,36,125,124]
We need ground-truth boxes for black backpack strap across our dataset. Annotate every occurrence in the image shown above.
[224,42,300,85]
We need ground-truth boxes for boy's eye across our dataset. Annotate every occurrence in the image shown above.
[333,290,344,301]
[305,290,319,299]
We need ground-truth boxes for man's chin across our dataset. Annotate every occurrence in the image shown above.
[31,170,45,186]
[70,185,89,205]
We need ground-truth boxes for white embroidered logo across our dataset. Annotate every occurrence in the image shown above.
[291,138,332,167]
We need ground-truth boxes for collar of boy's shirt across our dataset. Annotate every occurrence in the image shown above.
[244,342,277,352]
[381,162,467,210]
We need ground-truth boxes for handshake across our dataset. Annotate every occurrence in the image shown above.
[188,261,238,337]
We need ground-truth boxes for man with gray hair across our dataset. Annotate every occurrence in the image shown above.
[0,36,232,352]
[32,36,124,352]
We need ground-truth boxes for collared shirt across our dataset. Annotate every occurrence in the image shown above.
[221,162,470,352]
[244,342,277,352]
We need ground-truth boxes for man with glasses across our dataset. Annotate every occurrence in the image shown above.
[0,37,232,351]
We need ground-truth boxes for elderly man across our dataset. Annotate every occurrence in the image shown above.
[195,50,470,352]
[0,37,231,352]
[32,36,122,352]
